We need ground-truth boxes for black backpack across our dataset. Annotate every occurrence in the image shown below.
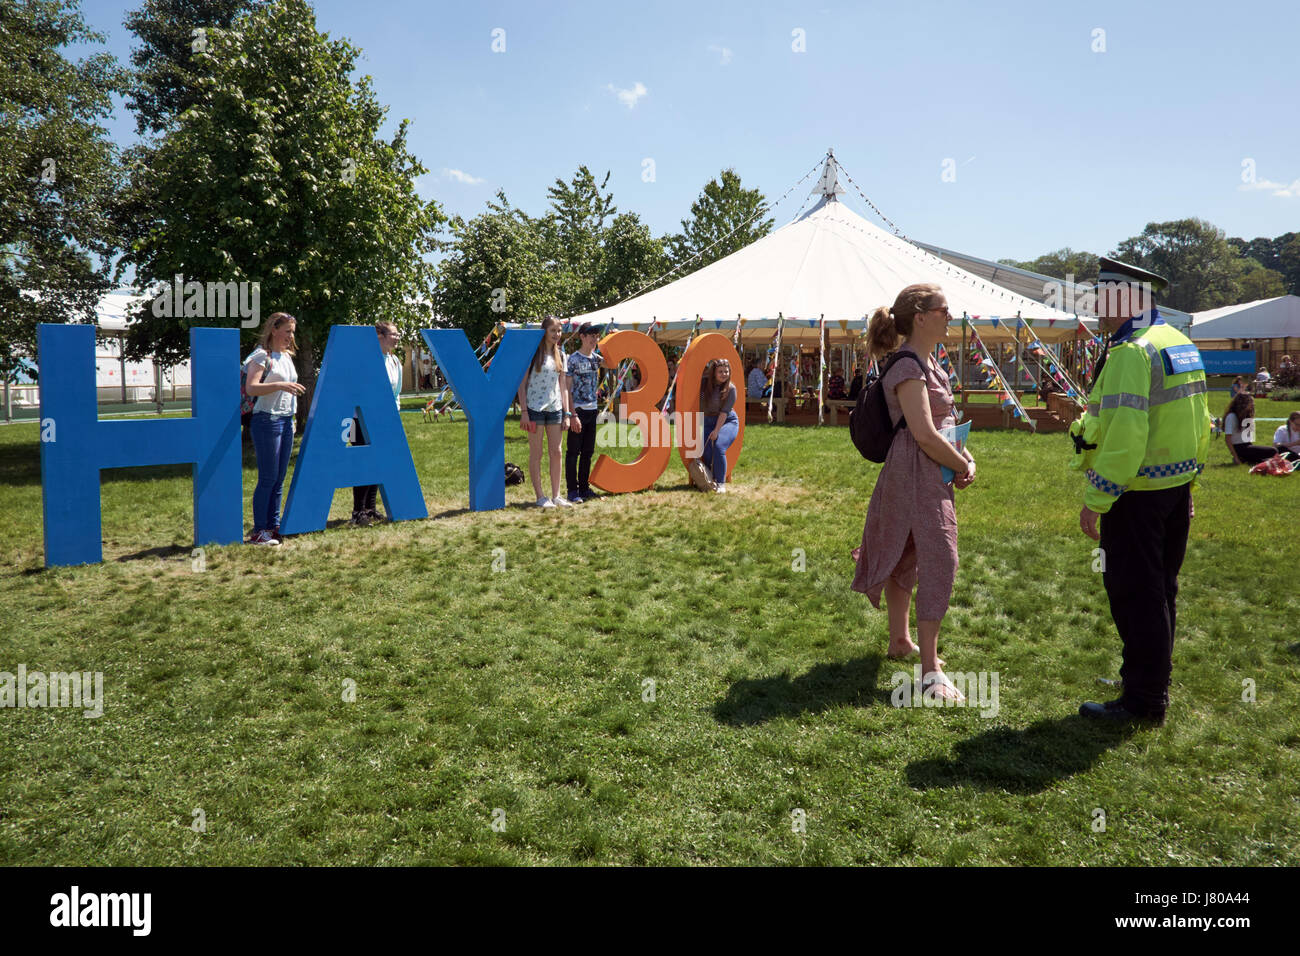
[849,350,924,462]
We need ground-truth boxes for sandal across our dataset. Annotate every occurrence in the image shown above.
[921,670,965,702]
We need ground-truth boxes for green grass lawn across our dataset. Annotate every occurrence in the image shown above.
[0,400,1297,865]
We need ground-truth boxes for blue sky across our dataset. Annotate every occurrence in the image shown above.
[80,0,1300,263]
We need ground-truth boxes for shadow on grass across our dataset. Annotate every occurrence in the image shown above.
[713,655,886,726]
[905,715,1139,793]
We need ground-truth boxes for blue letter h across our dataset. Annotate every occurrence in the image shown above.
[38,324,243,567]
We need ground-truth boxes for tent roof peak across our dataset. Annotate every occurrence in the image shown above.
[810,150,846,200]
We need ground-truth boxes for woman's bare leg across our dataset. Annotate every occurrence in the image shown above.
[884,579,916,656]
[918,618,961,700]
[528,428,544,499]
[545,423,563,500]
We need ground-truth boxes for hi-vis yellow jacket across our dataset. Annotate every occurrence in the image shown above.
[1069,312,1212,514]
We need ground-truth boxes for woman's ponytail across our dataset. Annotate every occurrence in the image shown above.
[866,283,944,361]
[865,306,899,361]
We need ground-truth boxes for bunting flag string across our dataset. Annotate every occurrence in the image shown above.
[1018,322,1086,400]
[648,315,697,417]
[935,343,962,393]
[967,328,1036,431]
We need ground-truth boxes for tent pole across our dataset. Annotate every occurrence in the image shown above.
[960,314,967,417]
[817,315,826,426]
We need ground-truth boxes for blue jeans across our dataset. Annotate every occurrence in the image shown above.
[702,412,739,484]
[250,412,294,533]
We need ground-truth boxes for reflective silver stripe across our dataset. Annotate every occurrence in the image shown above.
[1141,339,1165,393]
[1150,378,1207,406]
[1100,392,1149,412]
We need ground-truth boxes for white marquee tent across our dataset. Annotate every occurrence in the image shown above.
[1189,295,1300,341]
[563,156,1090,346]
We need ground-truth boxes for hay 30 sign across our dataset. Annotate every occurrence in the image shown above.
[36,324,743,567]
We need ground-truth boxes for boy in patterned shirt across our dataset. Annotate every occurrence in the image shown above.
[565,323,603,502]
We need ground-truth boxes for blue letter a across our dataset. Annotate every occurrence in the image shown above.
[280,326,427,534]
[39,324,243,567]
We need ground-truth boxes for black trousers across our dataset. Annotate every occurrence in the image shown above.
[1099,482,1191,718]
[352,417,378,514]
[1233,442,1275,465]
[565,407,600,498]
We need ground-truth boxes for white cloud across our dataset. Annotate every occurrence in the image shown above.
[708,44,733,65]
[606,81,648,110]
[443,168,485,185]
[1240,178,1300,198]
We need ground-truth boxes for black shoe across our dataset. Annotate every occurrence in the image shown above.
[364,508,385,523]
[349,511,372,527]
[1079,699,1164,725]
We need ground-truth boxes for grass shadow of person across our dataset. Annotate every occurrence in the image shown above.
[713,655,886,726]
[905,714,1140,794]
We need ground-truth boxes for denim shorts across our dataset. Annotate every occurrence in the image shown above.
[528,408,563,426]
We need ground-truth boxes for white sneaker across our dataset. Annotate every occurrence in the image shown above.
[537,497,555,509]
[555,496,574,507]
[715,482,727,494]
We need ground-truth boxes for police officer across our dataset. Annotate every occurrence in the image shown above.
[1071,258,1211,725]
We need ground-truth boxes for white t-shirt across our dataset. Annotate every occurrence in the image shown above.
[525,352,562,412]
[383,352,402,410]
[1273,424,1300,449]
[245,347,298,417]
[1224,412,1255,444]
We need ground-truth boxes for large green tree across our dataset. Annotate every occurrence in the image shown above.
[1111,218,1251,312]
[1228,231,1300,296]
[669,168,773,273]
[593,212,670,308]
[434,193,570,346]
[0,0,124,384]
[123,0,256,136]
[1233,258,1287,301]
[436,168,671,339]
[998,247,1099,283]
[119,0,445,410]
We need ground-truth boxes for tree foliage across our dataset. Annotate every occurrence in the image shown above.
[117,0,445,406]
[435,168,670,342]
[123,0,256,137]
[434,193,571,347]
[998,248,1099,283]
[1228,231,1300,297]
[669,168,773,274]
[0,0,124,381]
[1112,218,1266,313]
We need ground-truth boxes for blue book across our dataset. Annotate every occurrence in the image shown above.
[939,421,972,483]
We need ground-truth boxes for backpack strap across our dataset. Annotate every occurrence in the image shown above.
[882,349,927,431]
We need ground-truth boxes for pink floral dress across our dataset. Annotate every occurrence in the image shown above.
[851,346,959,620]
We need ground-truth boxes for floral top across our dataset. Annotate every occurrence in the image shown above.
[525,352,563,412]
[567,351,601,410]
